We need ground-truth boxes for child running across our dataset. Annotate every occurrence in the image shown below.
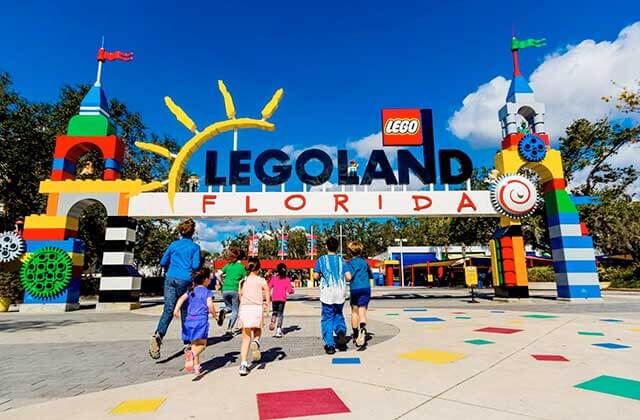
[346,241,373,347]
[173,267,219,375]
[313,237,352,354]
[216,247,246,335]
[268,263,295,338]
[237,257,271,376]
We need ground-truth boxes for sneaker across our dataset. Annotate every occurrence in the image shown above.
[193,364,202,375]
[336,331,349,347]
[217,309,226,327]
[224,329,233,337]
[275,328,283,338]
[324,345,336,355]
[239,362,249,376]
[356,327,367,347]
[251,340,261,362]
[269,316,276,331]
[184,349,194,373]
[149,334,162,360]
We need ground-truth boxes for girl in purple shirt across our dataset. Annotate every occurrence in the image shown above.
[268,263,295,338]
[174,267,219,375]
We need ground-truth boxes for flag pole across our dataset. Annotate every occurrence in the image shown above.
[95,36,105,87]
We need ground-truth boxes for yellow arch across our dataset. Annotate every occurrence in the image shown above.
[167,118,275,210]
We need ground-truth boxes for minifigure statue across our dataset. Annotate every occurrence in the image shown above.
[347,160,359,177]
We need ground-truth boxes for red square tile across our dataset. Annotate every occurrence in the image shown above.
[451,311,466,314]
[474,327,523,334]
[532,354,569,362]
[256,388,350,420]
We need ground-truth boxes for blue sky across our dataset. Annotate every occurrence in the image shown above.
[2,0,638,250]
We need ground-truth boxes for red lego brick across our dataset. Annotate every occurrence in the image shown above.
[22,228,76,241]
[50,170,75,181]
[103,169,121,180]
[543,178,566,193]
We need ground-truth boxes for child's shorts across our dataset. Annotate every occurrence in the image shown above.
[350,288,371,307]
[238,304,263,328]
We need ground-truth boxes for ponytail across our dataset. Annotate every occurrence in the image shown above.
[276,262,287,278]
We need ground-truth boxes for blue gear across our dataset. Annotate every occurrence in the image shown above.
[518,134,547,162]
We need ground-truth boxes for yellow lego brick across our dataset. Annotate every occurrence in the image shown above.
[39,179,164,195]
[110,398,166,415]
[24,215,79,231]
[400,348,466,364]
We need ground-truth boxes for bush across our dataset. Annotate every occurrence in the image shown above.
[527,266,556,282]
[600,265,640,288]
[80,274,100,297]
[0,268,23,304]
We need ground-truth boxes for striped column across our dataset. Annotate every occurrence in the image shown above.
[98,216,141,310]
[544,186,601,299]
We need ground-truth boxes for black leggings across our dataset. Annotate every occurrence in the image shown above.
[272,301,286,328]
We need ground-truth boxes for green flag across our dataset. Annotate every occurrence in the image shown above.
[511,37,546,50]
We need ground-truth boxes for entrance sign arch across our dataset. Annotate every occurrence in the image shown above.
[19,41,601,312]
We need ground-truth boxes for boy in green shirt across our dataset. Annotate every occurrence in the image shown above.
[216,247,246,335]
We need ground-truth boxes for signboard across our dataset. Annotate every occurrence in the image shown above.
[277,235,288,257]
[382,109,424,146]
[306,233,317,256]
[248,235,259,256]
[127,191,497,219]
[465,266,478,287]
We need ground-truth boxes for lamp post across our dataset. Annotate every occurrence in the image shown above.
[394,238,407,287]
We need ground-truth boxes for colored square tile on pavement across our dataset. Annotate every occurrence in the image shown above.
[386,313,399,316]
[600,319,624,323]
[508,319,524,324]
[475,327,523,334]
[629,328,640,332]
[411,317,444,323]
[575,375,640,401]
[451,311,466,314]
[465,339,494,345]
[578,331,604,336]
[256,388,350,420]
[593,343,631,350]
[400,348,466,364]
[490,310,505,313]
[404,308,428,312]
[532,354,569,362]
[456,316,471,319]
[522,314,558,319]
[110,398,166,415]
[332,357,361,365]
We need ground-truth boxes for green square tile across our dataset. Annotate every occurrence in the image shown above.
[386,313,399,316]
[456,316,472,319]
[464,339,495,345]
[578,331,604,336]
[575,375,640,400]
[522,314,558,319]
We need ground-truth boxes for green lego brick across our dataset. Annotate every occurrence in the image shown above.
[543,189,578,216]
[67,115,116,136]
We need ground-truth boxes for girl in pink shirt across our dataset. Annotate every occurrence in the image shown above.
[268,263,295,338]
[237,257,271,376]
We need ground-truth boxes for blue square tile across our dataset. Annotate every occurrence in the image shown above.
[332,357,361,365]
[411,317,445,323]
[404,308,428,312]
[490,310,505,313]
[600,319,624,323]
[593,343,631,350]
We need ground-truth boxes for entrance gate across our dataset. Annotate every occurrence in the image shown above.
[16,45,601,312]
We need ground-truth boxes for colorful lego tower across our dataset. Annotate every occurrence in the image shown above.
[490,36,601,300]
[20,49,141,311]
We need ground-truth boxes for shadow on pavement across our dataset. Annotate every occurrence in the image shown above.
[195,351,241,380]
[0,319,82,332]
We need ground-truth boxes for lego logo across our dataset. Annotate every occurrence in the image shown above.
[384,118,420,135]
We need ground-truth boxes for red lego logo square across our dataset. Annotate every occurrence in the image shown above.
[382,109,423,146]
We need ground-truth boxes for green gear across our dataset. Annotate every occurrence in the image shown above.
[20,247,73,299]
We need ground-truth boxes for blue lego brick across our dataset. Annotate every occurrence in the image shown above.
[556,284,601,299]
[553,260,598,274]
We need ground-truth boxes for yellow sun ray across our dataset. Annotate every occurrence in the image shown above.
[261,88,284,120]
[164,97,198,133]
[217,80,236,119]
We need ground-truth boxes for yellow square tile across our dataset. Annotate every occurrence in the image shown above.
[427,325,447,331]
[630,328,640,333]
[111,398,166,415]
[507,319,524,324]
[400,348,466,364]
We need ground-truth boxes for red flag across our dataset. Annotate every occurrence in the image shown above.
[97,48,134,62]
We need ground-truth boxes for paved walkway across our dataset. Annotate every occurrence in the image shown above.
[1,289,640,419]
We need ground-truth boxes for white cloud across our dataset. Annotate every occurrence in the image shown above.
[281,143,338,159]
[448,76,509,146]
[196,240,223,253]
[194,220,255,242]
[346,132,403,164]
[448,21,640,146]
